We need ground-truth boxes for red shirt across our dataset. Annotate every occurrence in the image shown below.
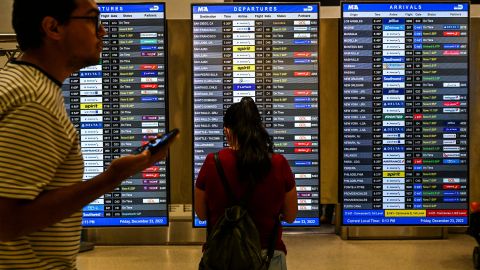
[196,148,295,254]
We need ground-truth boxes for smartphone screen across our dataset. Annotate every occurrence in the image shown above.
[135,128,179,154]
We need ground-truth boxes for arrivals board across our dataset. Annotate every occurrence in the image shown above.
[192,3,320,227]
[341,3,469,225]
[62,3,169,226]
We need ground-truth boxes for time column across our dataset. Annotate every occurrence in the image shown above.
[223,19,234,147]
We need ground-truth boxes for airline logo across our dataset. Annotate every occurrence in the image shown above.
[294,33,311,38]
[81,123,102,129]
[233,33,255,39]
[443,83,461,88]
[84,166,103,173]
[83,155,103,161]
[295,116,312,121]
[233,52,255,58]
[233,78,255,84]
[383,184,405,191]
[383,165,405,171]
[142,122,159,127]
[295,135,312,140]
[383,95,405,101]
[383,191,405,197]
[383,178,405,184]
[81,110,102,115]
[294,21,311,26]
[443,134,457,139]
[81,65,101,71]
[383,153,405,158]
[81,142,103,148]
[383,159,405,165]
[383,171,405,177]
[443,178,461,183]
[303,5,314,12]
[149,5,160,11]
[85,161,103,167]
[233,21,254,26]
[383,101,405,107]
[383,146,405,152]
[383,133,405,138]
[443,153,461,158]
[80,91,101,96]
[233,72,255,78]
[346,4,359,10]
[383,63,405,69]
[81,129,102,135]
[443,146,461,151]
[143,198,160,204]
[295,123,312,128]
[81,116,102,122]
[444,159,461,164]
[80,84,102,90]
[444,108,461,113]
[90,199,104,205]
[295,161,313,166]
[295,174,312,179]
[233,40,255,46]
[233,27,255,32]
[383,127,405,133]
[233,97,255,103]
[233,91,255,97]
[383,121,405,127]
[141,33,158,38]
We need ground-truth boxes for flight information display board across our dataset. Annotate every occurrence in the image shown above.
[341,3,469,225]
[62,3,168,226]
[192,3,320,227]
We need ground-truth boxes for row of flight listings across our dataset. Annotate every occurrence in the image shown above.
[62,2,470,228]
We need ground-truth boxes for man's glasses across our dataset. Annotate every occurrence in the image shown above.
[69,15,102,35]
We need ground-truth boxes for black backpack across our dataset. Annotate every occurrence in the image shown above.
[199,153,279,270]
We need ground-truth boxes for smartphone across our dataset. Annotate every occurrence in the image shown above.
[135,128,179,155]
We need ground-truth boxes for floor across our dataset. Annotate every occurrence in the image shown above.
[77,231,478,270]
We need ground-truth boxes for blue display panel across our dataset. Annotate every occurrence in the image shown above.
[62,3,168,227]
[192,3,320,227]
[341,3,469,226]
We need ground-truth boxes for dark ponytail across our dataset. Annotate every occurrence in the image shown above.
[224,97,273,184]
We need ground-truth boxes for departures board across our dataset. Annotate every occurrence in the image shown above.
[192,3,321,227]
[341,3,469,225]
[62,3,169,226]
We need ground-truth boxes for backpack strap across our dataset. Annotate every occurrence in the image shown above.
[265,215,280,268]
[214,152,237,205]
[214,152,256,207]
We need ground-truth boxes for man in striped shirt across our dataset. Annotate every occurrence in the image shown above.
[0,0,176,269]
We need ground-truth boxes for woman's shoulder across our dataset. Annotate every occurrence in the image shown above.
[218,148,236,158]
[271,153,288,164]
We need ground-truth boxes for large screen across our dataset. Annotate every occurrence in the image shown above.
[341,3,469,225]
[192,3,320,227]
[62,3,168,226]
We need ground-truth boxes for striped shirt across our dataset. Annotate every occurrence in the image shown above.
[0,61,84,269]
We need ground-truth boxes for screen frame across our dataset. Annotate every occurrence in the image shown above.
[191,2,322,228]
[79,2,170,227]
[339,1,470,227]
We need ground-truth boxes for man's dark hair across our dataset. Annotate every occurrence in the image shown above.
[12,0,78,51]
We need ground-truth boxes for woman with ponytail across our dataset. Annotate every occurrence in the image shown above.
[195,97,298,269]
